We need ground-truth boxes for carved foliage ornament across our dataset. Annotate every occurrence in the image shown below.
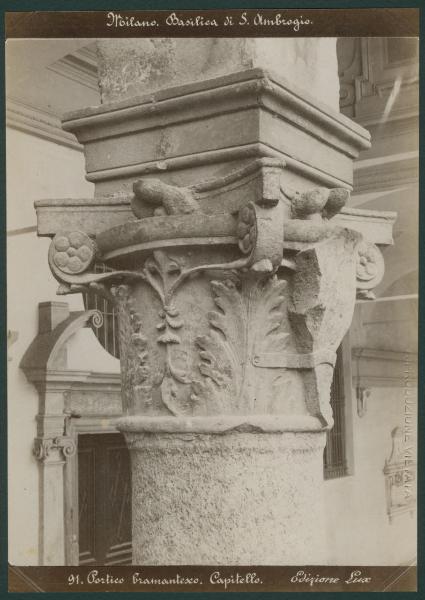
[113,284,160,414]
[113,253,193,416]
[47,177,369,299]
[192,274,288,414]
[44,169,384,425]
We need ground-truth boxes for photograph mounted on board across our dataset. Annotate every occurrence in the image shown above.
[5,8,419,593]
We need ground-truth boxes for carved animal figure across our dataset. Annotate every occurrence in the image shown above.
[322,188,350,219]
[132,179,200,216]
[283,186,349,220]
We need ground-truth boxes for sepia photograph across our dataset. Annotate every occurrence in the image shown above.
[5,8,419,593]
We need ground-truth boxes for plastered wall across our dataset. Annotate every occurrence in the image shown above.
[325,384,417,565]
[7,127,94,565]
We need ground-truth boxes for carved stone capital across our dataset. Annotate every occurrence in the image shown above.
[40,161,392,432]
[33,435,76,463]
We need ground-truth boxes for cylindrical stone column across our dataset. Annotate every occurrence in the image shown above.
[121,426,326,565]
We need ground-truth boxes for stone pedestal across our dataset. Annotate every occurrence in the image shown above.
[34,38,395,565]
[62,39,369,197]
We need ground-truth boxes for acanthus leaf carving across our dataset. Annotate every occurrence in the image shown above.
[192,274,289,413]
[52,237,256,417]
[253,276,290,355]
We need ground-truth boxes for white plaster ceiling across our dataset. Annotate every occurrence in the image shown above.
[6,39,100,117]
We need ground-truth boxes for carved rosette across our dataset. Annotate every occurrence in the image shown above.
[355,241,385,299]
[44,161,389,431]
[49,231,97,276]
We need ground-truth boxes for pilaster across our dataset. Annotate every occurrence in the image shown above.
[21,302,99,565]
